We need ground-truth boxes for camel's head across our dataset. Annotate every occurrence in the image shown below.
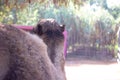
[32,19,65,45]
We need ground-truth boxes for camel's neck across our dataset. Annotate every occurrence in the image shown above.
[44,37,65,70]
[47,39,64,61]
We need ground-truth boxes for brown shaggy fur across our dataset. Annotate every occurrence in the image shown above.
[31,19,66,79]
[0,19,66,80]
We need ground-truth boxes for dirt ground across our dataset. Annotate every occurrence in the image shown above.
[65,55,120,80]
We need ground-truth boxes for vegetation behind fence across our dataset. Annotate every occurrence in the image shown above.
[1,0,120,60]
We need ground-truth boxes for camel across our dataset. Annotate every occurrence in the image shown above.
[0,19,66,80]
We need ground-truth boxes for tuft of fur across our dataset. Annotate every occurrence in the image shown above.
[0,22,66,80]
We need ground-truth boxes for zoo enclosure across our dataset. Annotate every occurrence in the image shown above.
[66,21,119,60]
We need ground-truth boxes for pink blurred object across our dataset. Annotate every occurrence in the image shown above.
[15,25,67,56]
[63,30,67,57]
[15,25,33,31]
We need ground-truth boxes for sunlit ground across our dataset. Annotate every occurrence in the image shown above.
[65,57,120,80]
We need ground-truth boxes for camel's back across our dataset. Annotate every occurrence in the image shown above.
[0,24,57,80]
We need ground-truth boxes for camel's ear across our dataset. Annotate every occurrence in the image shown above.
[32,24,43,35]
[60,24,65,32]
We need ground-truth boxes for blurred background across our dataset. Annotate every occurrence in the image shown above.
[0,0,120,80]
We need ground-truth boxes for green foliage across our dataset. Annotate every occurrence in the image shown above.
[16,3,39,25]
[1,0,120,57]
[0,5,14,24]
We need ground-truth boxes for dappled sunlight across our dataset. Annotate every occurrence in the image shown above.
[107,0,120,8]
